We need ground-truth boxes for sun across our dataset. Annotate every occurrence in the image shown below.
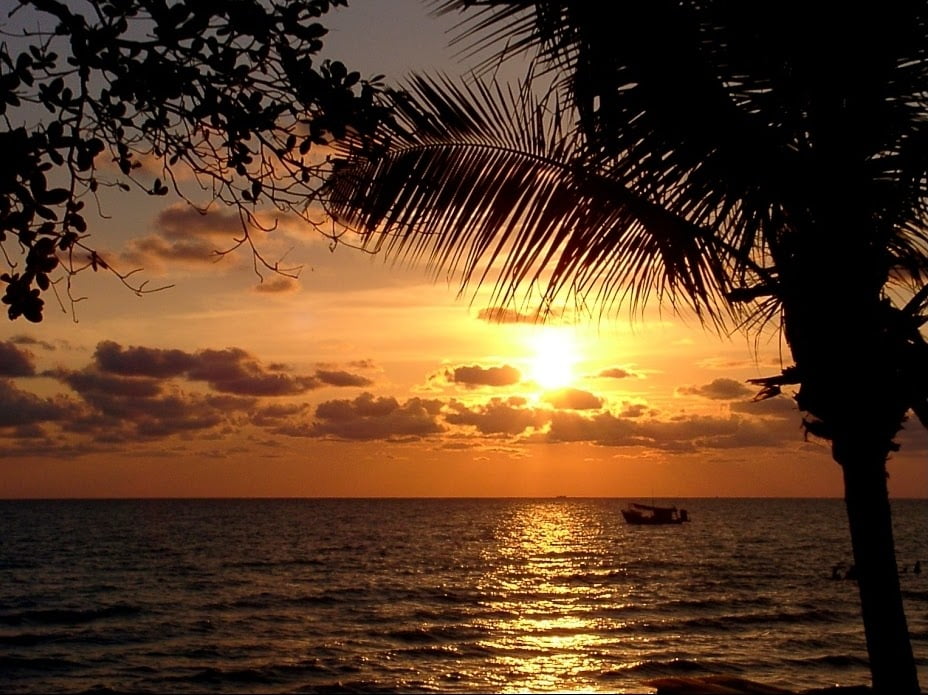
[526,328,578,389]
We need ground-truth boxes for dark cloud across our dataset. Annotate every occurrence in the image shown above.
[315,370,374,387]
[58,370,163,399]
[309,393,445,440]
[250,402,309,427]
[546,410,792,451]
[0,341,36,376]
[123,236,222,267]
[26,339,365,449]
[9,335,56,351]
[678,378,752,400]
[445,396,549,435]
[12,423,48,439]
[94,340,194,378]
[447,364,522,388]
[0,379,77,427]
[598,367,636,379]
[293,389,801,450]
[618,402,651,418]
[204,393,261,412]
[120,204,242,269]
[4,341,384,452]
[155,204,242,240]
[254,276,300,294]
[731,395,798,418]
[184,348,317,396]
[93,342,325,396]
[52,366,259,442]
[132,400,226,437]
[541,388,604,410]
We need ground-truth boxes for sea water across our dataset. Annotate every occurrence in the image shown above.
[0,498,925,693]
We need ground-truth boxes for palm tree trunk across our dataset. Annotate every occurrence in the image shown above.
[781,267,920,691]
[834,432,919,694]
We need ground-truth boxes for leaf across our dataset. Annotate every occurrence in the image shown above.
[41,188,70,205]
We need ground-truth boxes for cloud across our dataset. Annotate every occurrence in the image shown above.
[618,402,651,418]
[58,370,163,400]
[445,364,522,388]
[308,393,445,440]
[0,341,36,376]
[678,378,752,400]
[445,396,549,435]
[186,348,321,396]
[598,367,637,379]
[250,402,310,427]
[1,340,379,453]
[546,410,794,451]
[92,341,335,396]
[8,335,56,351]
[731,395,798,418]
[154,205,242,241]
[697,356,784,370]
[314,370,374,387]
[254,276,300,294]
[54,369,256,440]
[541,388,604,410]
[94,340,194,378]
[11,423,49,439]
[288,387,799,451]
[120,204,243,270]
[0,379,78,427]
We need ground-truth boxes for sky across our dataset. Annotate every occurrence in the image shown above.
[1,1,925,499]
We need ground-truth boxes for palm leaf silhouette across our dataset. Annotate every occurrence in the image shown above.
[329,72,745,322]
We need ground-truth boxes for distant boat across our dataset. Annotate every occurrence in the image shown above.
[622,503,689,525]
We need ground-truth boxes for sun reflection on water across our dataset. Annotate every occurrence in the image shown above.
[476,502,622,693]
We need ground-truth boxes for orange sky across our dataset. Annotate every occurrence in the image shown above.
[1,1,925,498]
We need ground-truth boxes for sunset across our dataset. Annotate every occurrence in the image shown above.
[1,1,926,694]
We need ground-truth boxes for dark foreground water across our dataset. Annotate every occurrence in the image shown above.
[0,498,925,694]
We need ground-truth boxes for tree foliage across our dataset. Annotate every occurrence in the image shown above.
[0,0,388,321]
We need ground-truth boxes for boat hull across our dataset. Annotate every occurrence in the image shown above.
[622,504,689,525]
[621,510,685,525]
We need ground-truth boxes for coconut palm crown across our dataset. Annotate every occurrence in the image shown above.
[327,2,928,692]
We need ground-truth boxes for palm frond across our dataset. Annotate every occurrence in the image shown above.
[435,0,928,286]
[328,72,738,322]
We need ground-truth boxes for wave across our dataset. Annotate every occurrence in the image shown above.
[787,653,870,668]
[163,660,337,687]
[224,557,325,570]
[679,607,842,631]
[603,657,740,677]
[0,654,84,671]
[385,624,488,646]
[0,603,140,627]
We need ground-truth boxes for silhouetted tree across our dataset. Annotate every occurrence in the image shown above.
[1,0,387,321]
[328,2,928,692]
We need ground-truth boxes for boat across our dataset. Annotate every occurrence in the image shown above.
[621,502,689,525]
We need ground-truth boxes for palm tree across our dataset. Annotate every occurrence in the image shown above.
[327,2,928,692]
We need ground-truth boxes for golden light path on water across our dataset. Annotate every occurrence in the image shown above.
[474,502,636,693]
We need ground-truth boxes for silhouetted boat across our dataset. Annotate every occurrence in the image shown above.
[622,503,689,525]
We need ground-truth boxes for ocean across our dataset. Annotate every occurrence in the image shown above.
[0,498,925,694]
